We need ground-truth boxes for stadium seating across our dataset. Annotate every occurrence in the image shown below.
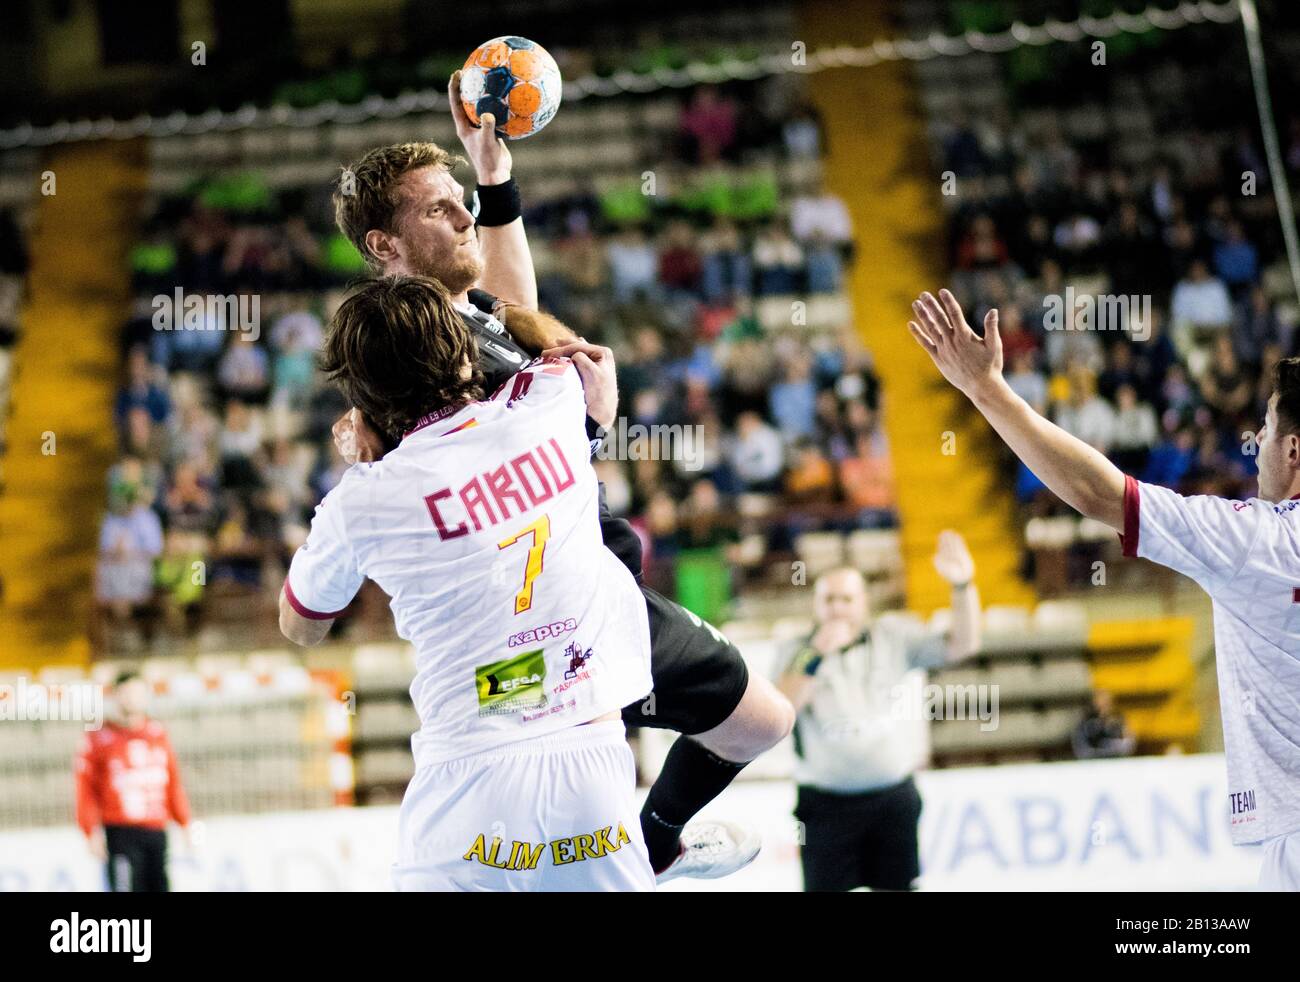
[66,49,900,661]
[914,3,1287,557]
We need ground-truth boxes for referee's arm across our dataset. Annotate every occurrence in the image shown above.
[946,580,981,663]
[776,622,855,712]
[932,530,982,662]
[909,290,1125,532]
[776,649,820,713]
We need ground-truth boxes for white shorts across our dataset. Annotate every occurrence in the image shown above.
[392,719,654,892]
[1258,829,1300,891]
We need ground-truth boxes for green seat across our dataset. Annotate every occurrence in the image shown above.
[323,232,369,276]
[674,547,731,626]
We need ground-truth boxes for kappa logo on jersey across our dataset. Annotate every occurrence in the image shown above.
[423,438,576,541]
[508,617,577,647]
[475,649,547,717]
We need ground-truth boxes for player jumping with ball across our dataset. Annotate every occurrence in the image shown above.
[908,288,1300,891]
[324,71,795,883]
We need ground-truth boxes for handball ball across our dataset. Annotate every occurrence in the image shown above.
[459,36,562,140]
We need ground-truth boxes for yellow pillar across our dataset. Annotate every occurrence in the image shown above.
[0,139,148,666]
[799,0,1033,612]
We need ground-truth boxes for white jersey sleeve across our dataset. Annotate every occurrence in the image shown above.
[1119,476,1268,592]
[285,489,365,619]
[874,611,948,670]
[1121,474,1300,844]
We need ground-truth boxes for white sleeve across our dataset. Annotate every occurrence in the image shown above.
[284,491,364,619]
[1120,476,1268,593]
[875,612,947,671]
[533,356,587,429]
[545,355,584,394]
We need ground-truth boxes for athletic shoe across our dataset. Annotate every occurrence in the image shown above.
[654,819,761,884]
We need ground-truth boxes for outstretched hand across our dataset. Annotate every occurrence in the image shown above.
[908,289,1004,398]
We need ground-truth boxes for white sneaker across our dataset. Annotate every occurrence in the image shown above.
[655,819,761,884]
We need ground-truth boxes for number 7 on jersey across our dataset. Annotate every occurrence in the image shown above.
[497,515,551,615]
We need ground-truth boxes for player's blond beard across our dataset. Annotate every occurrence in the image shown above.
[408,238,483,296]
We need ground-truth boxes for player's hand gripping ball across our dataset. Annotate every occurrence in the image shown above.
[459,36,562,140]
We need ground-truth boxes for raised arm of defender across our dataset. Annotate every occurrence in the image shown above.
[908,289,1126,533]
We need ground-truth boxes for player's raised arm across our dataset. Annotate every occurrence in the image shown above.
[908,289,1126,532]
[450,71,538,311]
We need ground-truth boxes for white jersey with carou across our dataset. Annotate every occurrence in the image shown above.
[285,358,652,766]
[1121,476,1300,845]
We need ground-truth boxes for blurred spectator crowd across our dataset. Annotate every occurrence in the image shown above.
[95,80,889,650]
[938,108,1292,528]
[0,208,27,484]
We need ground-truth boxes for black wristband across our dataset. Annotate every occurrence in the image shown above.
[473,178,522,227]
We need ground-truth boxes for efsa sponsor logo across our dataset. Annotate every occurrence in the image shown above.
[475,648,546,717]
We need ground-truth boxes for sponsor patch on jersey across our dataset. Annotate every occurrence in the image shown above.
[553,640,595,696]
[475,648,547,717]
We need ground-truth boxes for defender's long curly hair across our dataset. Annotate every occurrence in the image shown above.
[321,275,484,444]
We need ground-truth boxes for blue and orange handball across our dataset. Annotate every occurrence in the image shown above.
[459,36,562,140]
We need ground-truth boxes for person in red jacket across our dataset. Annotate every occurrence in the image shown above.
[75,670,192,891]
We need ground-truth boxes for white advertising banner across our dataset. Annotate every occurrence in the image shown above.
[0,753,1263,891]
[915,753,1262,892]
